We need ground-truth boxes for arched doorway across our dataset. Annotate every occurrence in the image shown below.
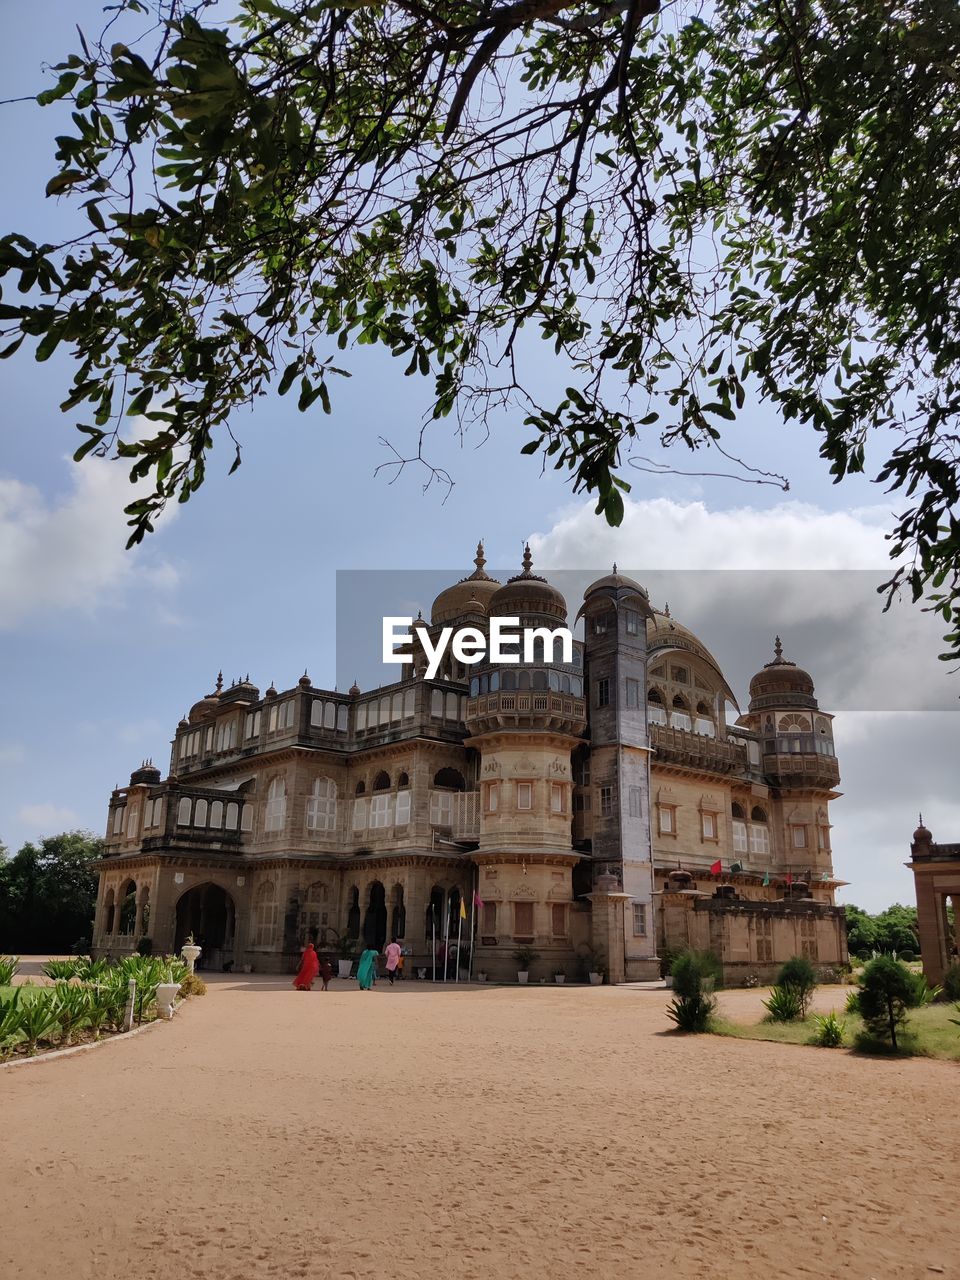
[346,885,361,940]
[175,883,236,970]
[390,884,406,941]
[363,881,388,951]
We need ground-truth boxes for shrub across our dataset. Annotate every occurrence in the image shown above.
[763,984,804,1022]
[905,970,941,1008]
[51,983,91,1046]
[18,991,62,1055]
[844,989,861,1015]
[941,963,960,1002]
[0,989,24,1050]
[42,958,81,980]
[856,955,915,1051]
[512,946,539,972]
[136,936,153,956]
[0,955,20,986]
[179,973,207,997]
[776,955,818,1016]
[811,1011,846,1047]
[667,952,717,1032]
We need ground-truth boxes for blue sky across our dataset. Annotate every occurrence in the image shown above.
[1,1,957,911]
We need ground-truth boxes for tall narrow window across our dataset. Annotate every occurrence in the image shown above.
[429,791,453,826]
[599,786,613,817]
[596,678,610,707]
[791,825,808,848]
[625,678,640,708]
[254,881,277,947]
[658,804,675,835]
[395,790,411,826]
[550,783,564,813]
[732,820,748,854]
[264,777,286,832]
[486,782,499,813]
[624,609,640,635]
[306,777,337,832]
[514,901,534,938]
[225,802,239,830]
[632,903,647,936]
[177,798,191,826]
[701,812,717,840]
[628,787,642,819]
[126,805,139,838]
[482,901,497,935]
[209,800,223,829]
[352,797,368,831]
[551,904,567,937]
[194,798,208,827]
[370,793,393,829]
[516,782,533,811]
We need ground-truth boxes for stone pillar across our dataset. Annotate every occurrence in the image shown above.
[587,873,633,985]
[915,874,947,985]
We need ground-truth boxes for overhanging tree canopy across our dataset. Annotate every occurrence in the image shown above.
[1,0,958,659]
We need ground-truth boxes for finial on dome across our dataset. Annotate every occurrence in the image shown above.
[416,608,423,621]
[774,635,783,662]
[299,670,312,688]
[215,670,223,693]
[522,542,533,575]
[349,678,361,696]
[664,601,670,618]
[475,540,485,570]
[612,562,617,574]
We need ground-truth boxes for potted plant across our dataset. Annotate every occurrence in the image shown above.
[181,933,202,974]
[588,964,605,986]
[554,967,566,985]
[156,967,181,1020]
[513,945,538,984]
[335,933,357,979]
[477,970,488,983]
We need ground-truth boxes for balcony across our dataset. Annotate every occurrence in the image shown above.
[761,751,840,789]
[465,692,586,735]
[649,723,748,775]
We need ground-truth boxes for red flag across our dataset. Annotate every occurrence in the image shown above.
[473,890,484,909]
[709,859,722,875]
[785,872,793,885]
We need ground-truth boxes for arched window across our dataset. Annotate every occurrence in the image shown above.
[731,802,745,819]
[392,692,403,722]
[209,800,223,829]
[306,777,337,832]
[194,798,208,827]
[355,780,366,796]
[470,677,479,696]
[373,770,391,791]
[337,704,349,732]
[265,777,286,832]
[225,801,239,830]
[749,806,770,856]
[751,805,767,822]
[118,880,137,935]
[397,772,409,787]
[489,671,500,692]
[480,674,488,694]
[137,886,150,935]
[549,670,560,692]
[532,670,548,691]
[670,694,691,731]
[433,768,465,791]
[672,694,688,709]
[445,691,459,719]
[380,696,391,724]
[431,689,444,717]
[518,670,531,690]
[177,797,192,826]
[501,670,516,691]
[402,689,415,719]
[103,887,115,935]
[648,689,663,703]
[253,881,277,946]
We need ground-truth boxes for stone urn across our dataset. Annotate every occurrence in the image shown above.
[588,971,603,986]
[156,982,180,1020]
[554,974,565,985]
[181,943,202,974]
[517,971,529,985]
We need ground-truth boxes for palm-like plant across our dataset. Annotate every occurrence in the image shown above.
[18,992,62,1055]
[0,956,21,986]
[0,989,25,1051]
[51,983,92,1046]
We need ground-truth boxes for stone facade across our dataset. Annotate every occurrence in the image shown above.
[93,546,848,982]
[908,821,960,984]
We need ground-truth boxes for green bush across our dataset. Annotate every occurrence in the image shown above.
[905,970,941,1008]
[811,1011,846,1047]
[776,955,818,1016]
[671,950,719,996]
[179,972,207,997]
[856,955,915,1051]
[0,989,25,1050]
[667,952,717,1031]
[0,956,20,985]
[844,989,861,1015]
[763,984,804,1022]
[941,963,960,1002]
[136,936,153,956]
[41,958,81,980]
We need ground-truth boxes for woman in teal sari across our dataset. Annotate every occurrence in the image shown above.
[356,948,378,990]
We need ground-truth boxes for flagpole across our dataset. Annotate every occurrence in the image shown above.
[442,893,450,983]
[467,869,477,983]
[431,906,436,983]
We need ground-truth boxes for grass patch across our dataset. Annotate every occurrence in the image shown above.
[713,1002,960,1060]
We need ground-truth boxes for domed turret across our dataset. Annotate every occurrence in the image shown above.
[129,760,161,786]
[431,541,501,625]
[487,544,568,623]
[748,637,818,712]
[582,564,649,603]
[188,694,219,724]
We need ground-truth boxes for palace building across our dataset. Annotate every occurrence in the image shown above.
[92,545,848,981]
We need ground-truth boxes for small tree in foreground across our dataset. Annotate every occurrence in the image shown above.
[666,952,717,1033]
[776,955,818,1017]
[856,956,915,1052]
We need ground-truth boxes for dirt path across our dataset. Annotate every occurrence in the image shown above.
[1,974,955,1280]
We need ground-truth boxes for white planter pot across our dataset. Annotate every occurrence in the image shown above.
[181,944,202,974]
[477,973,488,983]
[156,982,180,1020]
[517,971,529,984]
[554,975,565,985]
[588,972,603,986]
[337,959,353,979]
[664,975,674,989]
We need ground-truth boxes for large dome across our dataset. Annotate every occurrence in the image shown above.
[487,545,568,623]
[645,608,738,704]
[583,566,648,601]
[748,637,817,711]
[430,542,501,625]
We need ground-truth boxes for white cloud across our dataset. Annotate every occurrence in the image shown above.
[0,459,179,631]
[16,803,82,831]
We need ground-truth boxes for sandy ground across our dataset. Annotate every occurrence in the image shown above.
[1,970,956,1280]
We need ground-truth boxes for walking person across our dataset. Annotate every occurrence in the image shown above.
[356,947,379,991]
[318,957,333,991]
[292,941,320,991]
[383,937,402,985]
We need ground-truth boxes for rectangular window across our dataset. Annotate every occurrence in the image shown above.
[429,791,453,826]
[701,812,716,840]
[628,786,642,819]
[632,903,647,936]
[352,797,368,831]
[370,794,393,829]
[749,823,770,856]
[395,790,411,826]
[550,783,564,813]
[551,904,566,937]
[486,782,499,813]
[112,807,124,834]
[599,786,613,817]
[756,916,773,962]
[240,805,253,832]
[658,804,675,835]
[514,901,534,938]
[482,901,497,935]
[596,678,610,707]
[126,805,139,838]
[792,825,808,848]
[517,782,533,811]
[625,678,640,708]
[143,799,154,829]
[818,824,830,851]
[244,711,261,739]
[624,609,640,635]
[732,820,748,854]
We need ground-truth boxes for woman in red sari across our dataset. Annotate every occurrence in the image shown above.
[293,942,320,991]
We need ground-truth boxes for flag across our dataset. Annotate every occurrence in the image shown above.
[709,859,722,875]
[762,870,770,886]
[821,871,830,882]
[730,861,743,873]
[460,897,467,920]
[785,872,793,885]
[473,890,484,909]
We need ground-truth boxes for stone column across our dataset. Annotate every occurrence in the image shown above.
[587,872,633,985]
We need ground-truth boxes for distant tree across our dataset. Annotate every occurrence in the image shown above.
[843,904,879,958]
[1,1,959,661]
[856,955,915,1051]
[0,831,102,952]
[874,904,920,956]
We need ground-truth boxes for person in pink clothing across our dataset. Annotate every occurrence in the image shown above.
[383,937,402,986]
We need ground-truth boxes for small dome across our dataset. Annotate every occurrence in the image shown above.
[431,541,501,625]
[913,815,933,843]
[349,680,361,697]
[487,544,568,623]
[583,565,649,601]
[748,637,817,712]
[298,671,312,688]
[129,761,161,786]
[178,714,189,729]
[188,695,219,724]
[265,682,278,699]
